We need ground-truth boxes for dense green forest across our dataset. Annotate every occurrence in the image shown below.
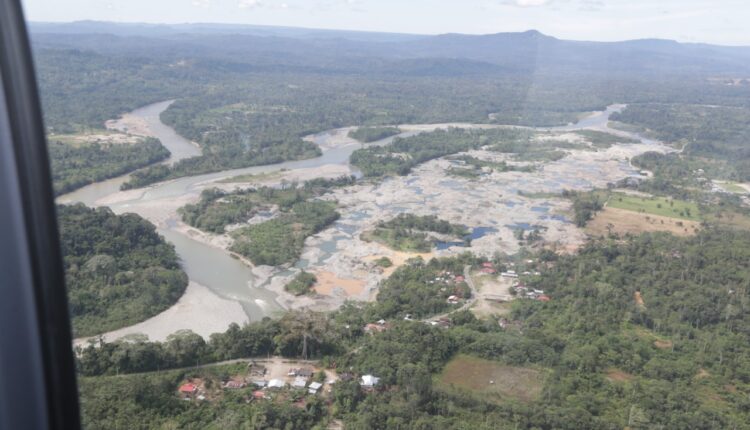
[178,177,353,266]
[351,128,490,177]
[179,176,355,234]
[364,214,469,252]
[611,104,750,180]
[48,136,169,195]
[348,126,401,142]
[350,127,599,177]
[230,200,339,266]
[76,229,750,428]
[58,204,187,336]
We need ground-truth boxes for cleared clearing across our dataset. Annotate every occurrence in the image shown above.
[49,131,141,147]
[608,193,701,221]
[586,207,700,237]
[436,354,545,404]
[312,271,365,297]
[605,368,635,383]
[470,271,513,318]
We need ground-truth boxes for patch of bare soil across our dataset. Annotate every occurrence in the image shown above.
[634,291,646,308]
[606,368,635,383]
[654,339,674,350]
[313,271,366,297]
[587,207,700,237]
[471,273,514,318]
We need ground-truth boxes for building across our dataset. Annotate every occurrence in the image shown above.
[292,376,308,389]
[360,374,380,389]
[178,383,198,395]
[268,379,286,389]
[308,382,323,394]
[224,380,246,389]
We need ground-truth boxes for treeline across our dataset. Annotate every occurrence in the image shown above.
[348,126,401,142]
[58,204,187,336]
[575,129,638,147]
[48,137,169,195]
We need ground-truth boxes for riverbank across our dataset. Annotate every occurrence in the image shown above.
[74,282,248,345]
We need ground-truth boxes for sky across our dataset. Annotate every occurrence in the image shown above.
[21,0,750,46]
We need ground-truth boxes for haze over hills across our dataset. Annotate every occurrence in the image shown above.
[29,21,750,76]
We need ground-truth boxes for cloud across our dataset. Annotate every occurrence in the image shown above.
[502,0,555,7]
[578,0,604,11]
[238,0,262,8]
[192,0,211,7]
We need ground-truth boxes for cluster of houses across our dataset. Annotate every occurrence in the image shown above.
[178,361,382,402]
[365,315,452,332]
[428,270,466,286]
[513,283,550,302]
[427,270,470,305]
[250,367,325,396]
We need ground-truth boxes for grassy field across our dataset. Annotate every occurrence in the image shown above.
[607,193,701,221]
[435,354,545,404]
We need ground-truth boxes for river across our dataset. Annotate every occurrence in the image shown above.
[61,100,661,341]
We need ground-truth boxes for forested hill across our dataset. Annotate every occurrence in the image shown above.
[30,22,750,76]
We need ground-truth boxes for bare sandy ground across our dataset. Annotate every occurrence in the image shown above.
[74,282,248,345]
[312,271,366,297]
[106,113,152,136]
[50,131,142,146]
[586,207,700,237]
[471,273,514,318]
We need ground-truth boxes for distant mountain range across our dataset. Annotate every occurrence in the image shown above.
[29,21,750,77]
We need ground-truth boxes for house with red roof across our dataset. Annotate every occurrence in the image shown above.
[179,383,198,394]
